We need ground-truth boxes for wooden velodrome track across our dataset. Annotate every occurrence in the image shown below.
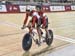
[0,11,75,56]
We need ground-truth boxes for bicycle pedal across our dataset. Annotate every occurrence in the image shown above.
[35,39,41,46]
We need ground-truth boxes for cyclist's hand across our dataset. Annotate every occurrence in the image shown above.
[21,25,26,29]
[21,26,24,29]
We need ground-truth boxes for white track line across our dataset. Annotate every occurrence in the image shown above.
[0,21,75,43]
[0,21,21,30]
[54,35,75,43]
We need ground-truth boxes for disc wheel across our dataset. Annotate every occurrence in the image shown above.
[22,33,32,51]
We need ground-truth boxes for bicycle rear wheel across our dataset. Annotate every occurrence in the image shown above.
[45,30,53,46]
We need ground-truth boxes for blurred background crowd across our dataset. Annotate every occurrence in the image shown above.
[0,0,75,3]
[0,0,75,5]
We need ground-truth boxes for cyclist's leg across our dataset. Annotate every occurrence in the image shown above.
[36,18,42,45]
[37,27,41,40]
[45,18,48,33]
[29,16,37,36]
[42,17,48,33]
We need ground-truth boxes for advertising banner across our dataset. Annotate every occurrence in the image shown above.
[19,5,26,12]
[42,6,50,12]
[50,6,65,11]
[19,5,36,13]
[6,5,20,13]
[71,5,75,10]
[0,5,7,12]
[65,5,71,11]
[0,4,75,13]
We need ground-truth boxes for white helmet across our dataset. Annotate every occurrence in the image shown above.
[26,5,31,11]
[29,7,36,12]
[26,5,36,12]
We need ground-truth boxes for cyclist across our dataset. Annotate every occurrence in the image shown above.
[37,5,49,36]
[21,5,42,45]
[36,5,49,45]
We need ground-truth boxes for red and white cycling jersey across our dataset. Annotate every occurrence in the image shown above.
[23,10,40,26]
[23,9,48,27]
[32,11,40,19]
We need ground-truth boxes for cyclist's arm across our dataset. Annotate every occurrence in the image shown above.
[32,16,37,27]
[23,13,29,25]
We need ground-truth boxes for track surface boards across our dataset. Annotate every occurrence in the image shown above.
[0,12,75,56]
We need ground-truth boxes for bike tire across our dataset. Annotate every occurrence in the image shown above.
[22,33,32,51]
[45,30,53,46]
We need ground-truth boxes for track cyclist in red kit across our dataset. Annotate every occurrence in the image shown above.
[21,5,49,46]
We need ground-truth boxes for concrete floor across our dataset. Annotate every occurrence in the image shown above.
[0,11,75,56]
